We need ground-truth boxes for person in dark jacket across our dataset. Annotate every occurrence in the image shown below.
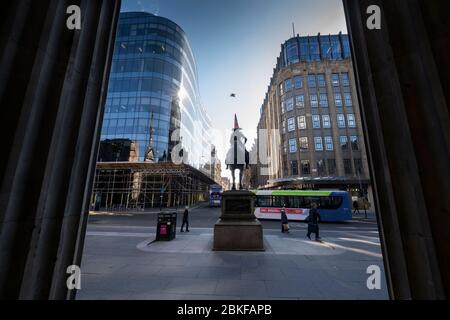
[353,200,360,215]
[281,206,289,233]
[180,206,190,232]
[307,202,321,241]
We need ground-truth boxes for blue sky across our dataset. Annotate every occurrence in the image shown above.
[121,0,347,175]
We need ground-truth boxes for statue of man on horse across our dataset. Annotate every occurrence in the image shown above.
[225,114,250,190]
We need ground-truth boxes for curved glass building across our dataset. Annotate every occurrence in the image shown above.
[100,12,212,171]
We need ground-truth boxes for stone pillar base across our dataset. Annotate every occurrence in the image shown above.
[213,219,264,251]
[213,190,265,251]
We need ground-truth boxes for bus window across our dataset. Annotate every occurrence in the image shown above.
[303,197,315,208]
[272,196,285,208]
[304,196,344,209]
[319,196,343,209]
[284,196,291,207]
[297,196,307,208]
[257,196,272,207]
[290,196,300,208]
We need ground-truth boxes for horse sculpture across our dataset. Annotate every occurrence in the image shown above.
[225,115,249,190]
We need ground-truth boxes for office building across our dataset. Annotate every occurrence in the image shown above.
[256,33,371,199]
[93,12,216,210]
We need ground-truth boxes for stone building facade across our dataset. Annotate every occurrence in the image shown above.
[256,33,370,198]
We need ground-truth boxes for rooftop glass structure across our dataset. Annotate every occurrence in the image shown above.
[279,33,351,67]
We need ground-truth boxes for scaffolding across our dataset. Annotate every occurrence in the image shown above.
[91,162,216,211]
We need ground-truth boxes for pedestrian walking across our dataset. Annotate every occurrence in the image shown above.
[353,200,360,215]
[180,206,190,232]
[281,206,290,233]
[307,202,321,241]
[363,197,369,219]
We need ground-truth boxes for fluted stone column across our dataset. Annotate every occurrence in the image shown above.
[343,0,450,299]
[0,0,121,299]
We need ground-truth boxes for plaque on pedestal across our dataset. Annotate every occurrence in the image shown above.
[213,190,264,251]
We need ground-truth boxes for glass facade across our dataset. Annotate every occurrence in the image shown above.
[282,33,351,67]
[100,12,212,170]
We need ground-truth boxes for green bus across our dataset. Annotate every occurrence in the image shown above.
[252,190,352,222]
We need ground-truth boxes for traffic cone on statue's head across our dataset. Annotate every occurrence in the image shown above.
[234,114,240,131]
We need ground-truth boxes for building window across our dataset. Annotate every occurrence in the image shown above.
[337,114,346,128]
[287,117,295,132]
[130,25,137,36]
[350,135,359,150]
[314,137,323,151]
[310,94,318,108]
[285,79,292,92]
[322,115,331,128]
[312,115,321,128]
[321,38,332,59]
[341,72,350,86]
[317,159,326,176]
[340,135,349,150]
[301,160,311,174]
[283,141,287,153]
[328,159,336,174]
[319,94,328,107]
[354,158,363,174]
[299,137,308,150]
[300,37,310,61]
[324,136,333,150]
[308,74,316,88]
[317,74,326,87]
[298,116,306,130]
[294,76,303,89]
[344,159,353,175]
[289,138,297,153]
[334,93,343,107]
[281,100,286,114]
[309,38,320,61]
[286,39,299,64]
[330,35,342,59]
[296,95,305,108]
[291,160,299,175]
[282,120,286,133]
[348,113,356,127]
[332,73,340,86]
[343,35,351,57]
[286,97,294,111]
[279,83,284,95]
[344,93,352,106]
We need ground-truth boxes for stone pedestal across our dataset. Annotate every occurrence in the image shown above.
[213,190,264,251]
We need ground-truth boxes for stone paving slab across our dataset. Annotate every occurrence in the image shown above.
[135,232,348,256]
[164,278,219,295]
[78,224,388,300]
[215,279,268,298]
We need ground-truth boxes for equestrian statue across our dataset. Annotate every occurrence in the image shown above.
[225,115,250,190]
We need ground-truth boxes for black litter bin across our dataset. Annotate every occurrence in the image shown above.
[156,212,177,241]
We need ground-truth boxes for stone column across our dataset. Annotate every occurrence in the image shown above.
[343,0,450,299]
[0,0,121,299]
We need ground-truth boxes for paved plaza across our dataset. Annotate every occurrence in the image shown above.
[77,204,388,300]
